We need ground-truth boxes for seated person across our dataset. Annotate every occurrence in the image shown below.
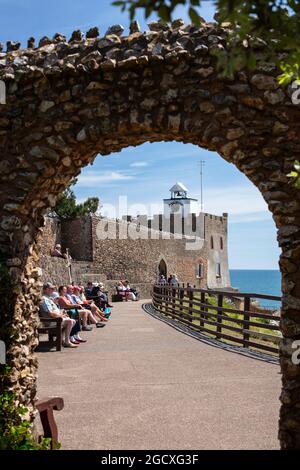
[40,282,77,348]
[78,283,86,294]
[51,244,67,259]
[124,280,139,301]
[99,283,113,307]
[58,285,105,329]
[72,286,108,322]
[116,281,136,301]
[85,282,94,298]
[50,290,86,344]
[91,283,113,310]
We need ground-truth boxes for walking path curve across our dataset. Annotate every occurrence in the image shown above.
[37,301,280,449]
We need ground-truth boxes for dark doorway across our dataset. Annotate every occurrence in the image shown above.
[158,259,167,278]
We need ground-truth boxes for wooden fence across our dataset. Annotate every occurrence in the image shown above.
[152,284,282,355]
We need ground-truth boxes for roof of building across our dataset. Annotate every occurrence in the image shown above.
[169,182,188,193]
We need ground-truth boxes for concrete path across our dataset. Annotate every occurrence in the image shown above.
[37,301,281,450]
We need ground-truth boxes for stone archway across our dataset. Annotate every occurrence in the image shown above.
[0,20,300,449]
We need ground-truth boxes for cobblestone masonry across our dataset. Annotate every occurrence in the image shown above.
[0,19,300,448]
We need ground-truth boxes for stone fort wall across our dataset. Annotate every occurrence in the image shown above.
[40,213,230,297]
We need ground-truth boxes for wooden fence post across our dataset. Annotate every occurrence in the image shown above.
[200,291,205,329]
[153,284,158,309]
[216,294,223,339]
[162,284,168,314]
[179,283,184,318]
[171,287,176,319]
[158,285,162,311]
[188,287,194,323]
[243,296,251,347]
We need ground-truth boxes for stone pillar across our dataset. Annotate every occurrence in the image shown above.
[279,243,300,449]
[0,223,43,417]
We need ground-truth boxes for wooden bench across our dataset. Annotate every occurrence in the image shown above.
[113,288,130,302]
[36,397,64,450]
[37,317,62,352]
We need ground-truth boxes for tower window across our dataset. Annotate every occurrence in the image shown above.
[220,237,223,250]
[196,263,204,278]
[216,263,221,277]
[210,236,214,249]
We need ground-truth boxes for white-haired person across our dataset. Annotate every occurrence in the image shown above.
[40,282,77,348]
[51,290,87,344]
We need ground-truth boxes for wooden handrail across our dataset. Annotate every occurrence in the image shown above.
[152,285,281,356]
[154,284,281,302]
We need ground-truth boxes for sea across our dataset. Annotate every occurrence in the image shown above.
[229,269,281,309]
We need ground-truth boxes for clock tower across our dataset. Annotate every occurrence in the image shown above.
[163,182,198,218]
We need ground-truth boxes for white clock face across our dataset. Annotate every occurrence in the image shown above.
[169,202,181,213]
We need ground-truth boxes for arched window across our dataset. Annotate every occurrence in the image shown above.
[158,259,167,278]
[210,236,214,249]
[220,237,223,250]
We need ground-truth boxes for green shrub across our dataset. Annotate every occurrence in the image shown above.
[0,366,52,450]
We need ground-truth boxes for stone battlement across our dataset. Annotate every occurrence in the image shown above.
[121,211,228,237]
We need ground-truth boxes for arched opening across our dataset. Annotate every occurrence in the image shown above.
[158,259,167,278]
[0,22,300,449]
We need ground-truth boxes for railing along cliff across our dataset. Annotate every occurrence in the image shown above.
[152,285,281,355]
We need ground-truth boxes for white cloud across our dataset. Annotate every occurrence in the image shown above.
[130,161,149,168]
[76,171,134,187]
[194,185,269,216]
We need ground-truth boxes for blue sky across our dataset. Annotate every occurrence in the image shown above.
[0,0,280,269]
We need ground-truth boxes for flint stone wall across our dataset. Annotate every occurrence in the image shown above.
[40,217,61,255]
[0,18,299,448]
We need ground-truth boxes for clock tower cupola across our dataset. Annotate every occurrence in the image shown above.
[163,182,198,218]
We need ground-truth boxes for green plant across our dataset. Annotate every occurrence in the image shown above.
[52,178,99,219]
[113,1,300,80]
[0,365,52,450]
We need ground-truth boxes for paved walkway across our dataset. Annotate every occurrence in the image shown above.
[37,301,281,450]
